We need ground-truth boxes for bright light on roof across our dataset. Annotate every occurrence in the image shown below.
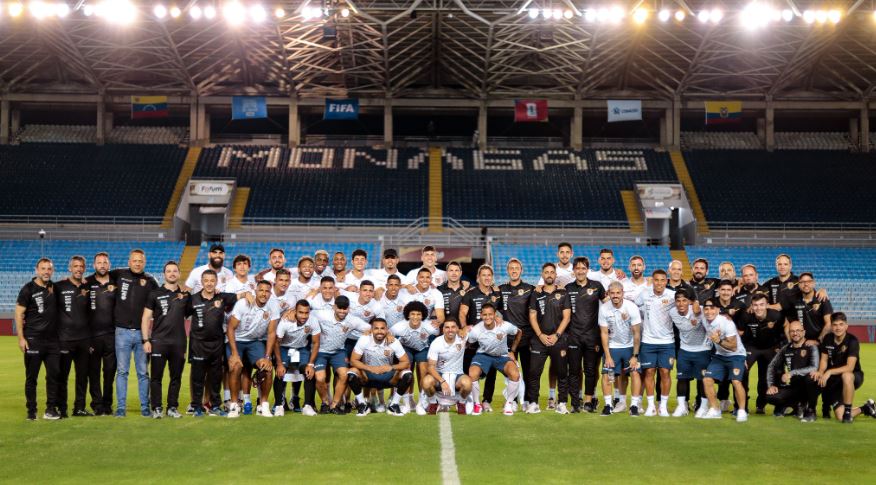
[190,5,202,19]
[827,9,841,24]
[274,7,284,18]
[340,7,350,18]
[249,4,266,22]
[203,5,216,19]
[781,9,793,22]
[658,9,670,22]
[609,6,624,24]
[223,1,245,25]
[552,8,562,20]
[674,9,685,22]
[97,0,137,24]
[632,8,648,25]
[802,10,815,23]
[9,2,24,17]
[153,4,167,19]
[55,2,69,17]
[28,1,53,19]
[169,5,181,18]
[528,8,538,19]
[815,10,827,23]
[584,9,596,22]
[697,10,710,23]
[562,9,573,20]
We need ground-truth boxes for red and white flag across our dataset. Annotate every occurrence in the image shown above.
[514,99,548,122]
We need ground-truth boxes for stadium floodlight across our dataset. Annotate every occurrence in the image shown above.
[82,3,93,16]
[609,5,624,24]
[674,9,685,21]
[189,4,202,19]
[697,10,710,23]
[540,8,550,19]
[28,1,53,19]
[8,2,23,17]
[55,2,69,17]
[658,9,670,22]
[274,7,284,18]
[223,1,245,25]
[203,4,215,18]
[815,9,827,23]
[632,7,648,24]
[169,5,180,18]
[340,7,350,18]
[562,9,573,19]
[584,9,596,22]
[528,8,538,19]
[97,0,137,24]
[153,4,167,18]
[249,4,266,22]
[552,8,562,20]
[827,9,840,24]
[710,8,722,23]
[781,9,793,22]
[741,2,772,30]
[596,8,608,22]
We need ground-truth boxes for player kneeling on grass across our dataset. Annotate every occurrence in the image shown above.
[390,301,440,415]
[422,319,473,414]
[273,299,321,417]
[700,298,748,422]
[811,313,876,423]
[348,318,411,417]
[598,281,643,416]
[466,303,522,416]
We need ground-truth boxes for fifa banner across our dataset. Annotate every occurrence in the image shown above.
[231,96,268,120]
[131,96,168,119]
[514,99,548,122]
[607,100,642,123]
[324,98,359,120]
[704,100,742,125]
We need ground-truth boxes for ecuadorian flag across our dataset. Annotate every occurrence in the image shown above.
[131,96,169,119]
[704,101,741,125]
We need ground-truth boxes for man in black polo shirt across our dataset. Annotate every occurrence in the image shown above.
[765,321,820,421]
[736,293,786,414]
[84,251,116,415]
[187,270,241,416]
[564,256,606,413]
[764,254,799,310]
[689,258,719,304]
[459,265,503,365]
[498,258,534,410]
[55,256,93,417]
[111,248,160,418]
[16,258,61,420]
[142,261,190,419]
[814,312,876,423]
[526,263,571,414]
[734,264,767,309]
[783,272,833,345]
[437,262,467,323]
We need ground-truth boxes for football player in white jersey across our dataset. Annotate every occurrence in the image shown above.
[404,245,447,287]
[588,248,626,291]
[700,298,749,422]
[391,301,440,414]
[401,267,446,324]
[343,249,369,291]
[670,288,710,417]
[635,269,676,417]
[224,254,256,295]
[307,277,336,311]
[598,281,642,416]
[379,275,410,327]
[538,241,574,288]
[256,248,286,283]
[226,281,280,418]
[313,250,332,279]
[272,299,321,416]
[423,319,473,414]
[615,255,649,411]
[288,257,320,303]
[185,243,234,293]
[466,303,522,416]
[347,318,412,417]
[268,269,294,314]
[367,248,405,298]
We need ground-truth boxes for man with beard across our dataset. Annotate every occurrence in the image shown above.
[185,244,233,293]
[391,301,439,415]
[459,265,504,388]
[718,262,737,286]
[256,248,287,283]
[437,262,467,323]
[273,300,321,417]
[368,248,405,298]
[564,257,607,413]
[142,261,189,419]
[288,257,320,304]
[55,256,92,417]
[588,248,626,291]
[734,264,767,309]
[667,260,693,293]
[783,272,833,345]
[527,263,571,414]
[616,255,650,411]
[423,319,473,415]
[736,293,786,414]
[497,258,534,410]
[689,258,720,304]
[348,318,411,417]
[84,252,116,415]
[598,281,642,416]
[765,321,821,421]
[466,303,522,416]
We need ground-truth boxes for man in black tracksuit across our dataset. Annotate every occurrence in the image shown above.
[765,321,820,420]
[564,257,606,412]
[16,258,61,420]
[736,293,786,413]
[497,259,534,408]
[55,256,93,417]
[526,263,571,413]
[85,252,117,415]
[142,261,190,418]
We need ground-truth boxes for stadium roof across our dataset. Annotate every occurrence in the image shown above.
[3,1,876,101]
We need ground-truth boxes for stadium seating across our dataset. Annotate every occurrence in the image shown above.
[681,132,762,150]
[18,124,96,144]
[0,240,184,313]
[683,150,876,223]
[17,125,187,145]
[193,146,429,222]
[190,241,381,270]
[442,148,678,222]
[0,143,186,217]
[687,246,876,320]
[774,132,849,150]
[491,243,674,284]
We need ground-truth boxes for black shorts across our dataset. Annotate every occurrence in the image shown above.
[823,371,864,407]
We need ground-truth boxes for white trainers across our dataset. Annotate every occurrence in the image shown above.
[376,404,386,413]
[301,405,317,417]
[736,410,749,423]
[556,403,570,415]
[658,406,670,417]
[703,407,723,419]
[612,401,626,414]
[547,398,556,410]
[672,405,689,417]
[227,402,240,419]
[415,402,427,416]
[482,402,493,413]
[694,405,708,419]
[526,402,541,414]
[273,405,285,417]
[257,402,273,418]
[644,405,657,417]
[465,401,474,415]
[511,401,519,412]
[720,400,732,413]
[503,402,514,416]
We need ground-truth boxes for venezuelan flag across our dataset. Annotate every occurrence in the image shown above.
[131,96,169,119]
[704,101,742,125]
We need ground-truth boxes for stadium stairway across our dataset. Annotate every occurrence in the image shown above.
[428,147,443,233]
[178,245,201,282]
[669,150,709,235]
[670,249,693,280]
[621,190,644,234]
[228,187,250,230]
[162,147,202,229]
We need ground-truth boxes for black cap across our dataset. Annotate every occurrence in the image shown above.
[383,248,399,259]
[209,243,225,253]
[335,295,350,309]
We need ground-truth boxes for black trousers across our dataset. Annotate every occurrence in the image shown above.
[514,330,534,401]
[764,376,820,411]
[89,333,116,412]
[526,339,568,404]
[150,344,186,409]
[744,347,778,410]
[59,338,92,412]
[24,338,60,413]
[190,350,223,410]
[274,373,312,407]
[580,340,602,399]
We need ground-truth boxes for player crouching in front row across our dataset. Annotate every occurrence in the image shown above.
[347,318,412,417]
[422,319,474,414]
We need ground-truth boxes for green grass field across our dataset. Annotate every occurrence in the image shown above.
[2,336,875,484]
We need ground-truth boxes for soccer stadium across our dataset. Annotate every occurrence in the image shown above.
[3,1,876,483]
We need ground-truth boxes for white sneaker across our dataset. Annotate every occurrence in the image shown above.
[556,403,570,415]
[376,404,386,413]
[612,401,626,414]
[672,405,689,417]
[273,405,285,417]
[482,402,493,413]
[227,402,240,419]
[736,410,748,423]
[465,401,474,415]
[703,407,723,419]
[694,405,708,419]
[257,402,273,418]
[301,405,317,417]
[720,400,732,413]
[658,406,670,417]
[399,403,410,415]
[415,402,427,416]
[511,401,519,412]
[644,405,657,417]
[526,403,541,414]
[503,402,514,416]
[547,398,556,410]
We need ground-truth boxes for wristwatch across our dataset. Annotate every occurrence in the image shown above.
[142,338,151,344]
[632,353,639,358]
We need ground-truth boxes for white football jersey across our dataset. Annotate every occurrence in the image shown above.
[186,264,235,293]
[427,335,466,374]
[635,288,676,345]
[230,299,280,342]
[353,335,406,367]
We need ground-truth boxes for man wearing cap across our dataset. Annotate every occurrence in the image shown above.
[185,244,234,293]
[367,248,406,298]
[700,298,749,422]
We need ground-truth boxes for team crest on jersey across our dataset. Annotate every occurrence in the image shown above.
[787,282,794,289]
[840,345,847,352]
[704,283,713,289]
[177,293,186,300]
[733,368,740,376]
[342,325,349,333]
[214,300,222,308]
[586,288,595,296]
[220,276,226,284]
[812,303,821,311]
[554,293,563,300]
[425,299,432,306]
[80,289,88,297]
[621,312,629,320]
[518,289,525,296]
[364,310,373,317]
[419,331,428,340]
[767,321,775,329]
[455,344,462,351]
[106,285,116,292]
[560,350,567,357]
[459,290,466,296]
[262,311,269,320]
[661,299,669,305]
[396,305,403,312]
[384,349,391,357]
[304,325,312,334]
[140,279,146,286]
[491,296,498,302]
[47,286,53,295]
[497,333,505,340]
[801,349,807,357]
